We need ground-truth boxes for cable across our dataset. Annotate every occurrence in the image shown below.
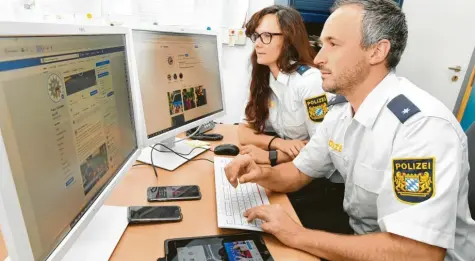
[156,146,213,155]
[150,143,160,178]
[153,143,214,164]
[174,124,202,144]
[133,163,149,167]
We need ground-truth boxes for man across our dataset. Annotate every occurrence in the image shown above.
[225,0,475,260]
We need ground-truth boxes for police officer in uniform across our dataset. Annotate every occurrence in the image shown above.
[226,0,475,260]
[238,5,335,167]
[237,5,346,233]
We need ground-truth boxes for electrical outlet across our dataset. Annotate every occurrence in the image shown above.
[228,28,236,46]
[235,28,246,45]
[225,28,246,46]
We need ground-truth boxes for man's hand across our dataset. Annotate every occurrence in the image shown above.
[244,204,305,248]
[240,145,270,164]
[224,154,265,188]
[273,139,307,158]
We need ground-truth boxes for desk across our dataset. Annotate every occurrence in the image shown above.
[0,124,319,261]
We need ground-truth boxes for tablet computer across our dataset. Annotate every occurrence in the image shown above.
[163,233,274,261]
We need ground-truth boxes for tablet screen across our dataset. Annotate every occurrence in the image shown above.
[177,240,263,261]
[166,233,273,261]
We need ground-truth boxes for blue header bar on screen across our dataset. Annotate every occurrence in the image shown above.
[0,46,124,72]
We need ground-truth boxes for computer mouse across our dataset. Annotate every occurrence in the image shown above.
[214,144,240,156]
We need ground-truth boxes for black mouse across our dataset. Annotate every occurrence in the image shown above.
[214,144,240,156]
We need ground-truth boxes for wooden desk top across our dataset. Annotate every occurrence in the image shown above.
[0,124,318,261]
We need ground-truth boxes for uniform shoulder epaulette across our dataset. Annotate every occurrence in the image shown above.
[296,64,311,75]
[328,95,348,106]
[387,94,420,123]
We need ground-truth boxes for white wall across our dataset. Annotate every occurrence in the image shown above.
[217,0,275,124]
[1,0,276,124]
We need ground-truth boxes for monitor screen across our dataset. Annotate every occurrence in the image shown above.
[0,34,137,261]
[132,30,224,139]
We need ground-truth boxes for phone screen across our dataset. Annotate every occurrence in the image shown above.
[128,206,181,220]
[148,185,200,200]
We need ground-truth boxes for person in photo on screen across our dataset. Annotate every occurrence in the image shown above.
[238,5,332,166]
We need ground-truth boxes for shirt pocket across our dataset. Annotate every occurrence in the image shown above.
[329,151,347,179]
[281,97,306,127]
[351,163,385,232]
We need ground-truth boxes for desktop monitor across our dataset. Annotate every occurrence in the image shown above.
[0,22,141,261]
[129,27,225,170]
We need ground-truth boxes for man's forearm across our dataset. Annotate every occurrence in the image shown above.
[292,230,445,261]
[238,124,273,150]
[256,162,311,193]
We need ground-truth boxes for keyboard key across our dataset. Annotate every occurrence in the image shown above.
[224,187,230,200]
[214,156,270,231]
[225,202,231,216]
[233,214,242,225]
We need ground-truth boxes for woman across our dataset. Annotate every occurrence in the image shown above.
[238,5,332,166]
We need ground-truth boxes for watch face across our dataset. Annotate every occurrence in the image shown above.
[269,150,277,166]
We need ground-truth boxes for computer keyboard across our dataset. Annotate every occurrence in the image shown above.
[214,156,270,232]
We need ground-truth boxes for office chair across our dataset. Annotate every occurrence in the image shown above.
[466,122,475,219]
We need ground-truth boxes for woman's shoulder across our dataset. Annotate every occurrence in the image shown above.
[289,65,323,90]
[292,64,322,78]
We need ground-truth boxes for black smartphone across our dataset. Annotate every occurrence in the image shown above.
[127,206,182,224]
[147,185,201,202]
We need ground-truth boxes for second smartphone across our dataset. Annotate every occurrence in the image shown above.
[147,185,201,202]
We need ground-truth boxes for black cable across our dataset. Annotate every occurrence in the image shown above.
[157,146,212,155]
[150,143,160,178]
[153,143,214,163]
[133,163,149,167]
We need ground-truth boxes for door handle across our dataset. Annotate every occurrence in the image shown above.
[448,66,462,72]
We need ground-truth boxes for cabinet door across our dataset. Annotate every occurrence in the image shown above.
[291,0,403,23]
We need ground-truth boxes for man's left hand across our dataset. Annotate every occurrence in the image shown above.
[244,204,305,248]
[240,145,270,164]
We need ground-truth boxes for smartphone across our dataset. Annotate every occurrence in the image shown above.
[147,185,201,202]
[127,206,182,224]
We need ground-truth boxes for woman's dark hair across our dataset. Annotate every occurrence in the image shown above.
[244,5,316,132]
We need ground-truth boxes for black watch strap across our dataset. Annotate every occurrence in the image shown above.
[269,150,278,167]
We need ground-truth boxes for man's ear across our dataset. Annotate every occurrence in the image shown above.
[368,39,391,66]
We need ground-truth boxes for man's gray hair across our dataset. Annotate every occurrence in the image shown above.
[332,0,408,69]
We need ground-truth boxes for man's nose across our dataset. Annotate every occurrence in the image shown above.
[314,47,326,68]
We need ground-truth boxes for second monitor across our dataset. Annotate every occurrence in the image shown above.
[131,28,225,170]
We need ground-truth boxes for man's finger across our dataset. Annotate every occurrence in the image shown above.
[238,169,259,184]
[245,206,272,222]
[225,158,246,187]
[260,222,273,234]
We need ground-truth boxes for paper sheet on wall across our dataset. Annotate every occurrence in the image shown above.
[103,0,133,16]
[221,0,248,28]
[135,0,195,25]
[37,0,101,16]
[0,0,16,21]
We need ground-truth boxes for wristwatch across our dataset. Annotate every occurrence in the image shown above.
[269,150,278,167]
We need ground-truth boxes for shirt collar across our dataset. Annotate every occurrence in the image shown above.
[276,71,290,86]
[353,72,397,128]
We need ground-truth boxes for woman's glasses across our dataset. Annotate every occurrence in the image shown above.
[249,32,283,44]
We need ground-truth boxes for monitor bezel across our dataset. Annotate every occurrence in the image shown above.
[0,22,142,261]
[126,25,227,147]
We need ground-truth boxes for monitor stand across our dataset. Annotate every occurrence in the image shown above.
[137,137,209,171]
[61,205,128,261]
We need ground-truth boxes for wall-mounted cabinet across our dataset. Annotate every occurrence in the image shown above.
[290,0,404,24]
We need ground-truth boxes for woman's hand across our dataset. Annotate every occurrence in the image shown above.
[272,139,307,158]
[240,145,270,164]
